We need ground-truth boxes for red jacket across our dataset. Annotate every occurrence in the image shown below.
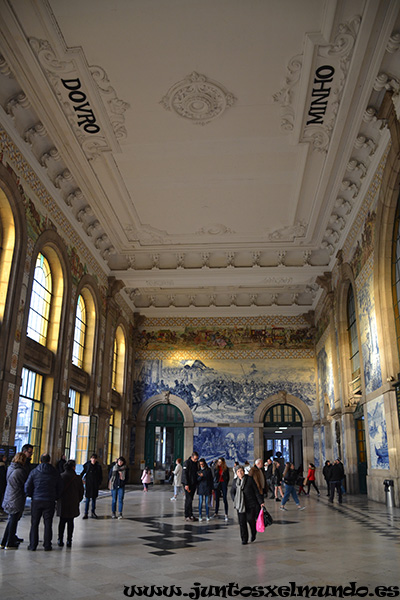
[307,467,316,481]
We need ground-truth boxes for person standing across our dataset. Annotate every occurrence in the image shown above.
[56,459,84,547]
[264,459,275,499]
[109,456,128,518]
[25,453,63,551]
[21,443,33,475]
[231,466,264,545]
[182,451,199,521]
[213,457,230,521]
[329,458,345,504]
[141,466,152,492]
[323,460,332,496]
[197,458,213,521]
[279,462,305,512]
[56,454,66,474]
[272,460,283,501]
[81,453,103,518]
[249,458,266,497]
[0,453,7,511]
[1,452,28,549]
[170,458,183,501]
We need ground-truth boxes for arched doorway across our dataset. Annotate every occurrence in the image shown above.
[144,403,184,471]
[263,403,303,467]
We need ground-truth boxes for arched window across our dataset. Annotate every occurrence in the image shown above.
[264,404,302,427]
[392,195,400,359]
[112,325,126,394]
[27,253,52,345]
[72,294,86,368]
[0,188,15,320]
[347,285,361,395]
[107,409,114,465]
[112,338,118,391]
[15,367,43,463]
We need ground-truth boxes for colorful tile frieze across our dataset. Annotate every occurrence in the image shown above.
[135,324,314,354]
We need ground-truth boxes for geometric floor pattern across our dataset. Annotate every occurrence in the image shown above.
[1,485,399,599]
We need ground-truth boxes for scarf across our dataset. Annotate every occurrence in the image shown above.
[110,463,127,487]
[234,477,246,513]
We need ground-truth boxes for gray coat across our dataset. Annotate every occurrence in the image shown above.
[2,462,27,514]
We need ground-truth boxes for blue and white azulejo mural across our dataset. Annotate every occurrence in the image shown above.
[367,395,389,470]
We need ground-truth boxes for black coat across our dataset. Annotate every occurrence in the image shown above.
[2,462,27,514]
[0,462,6,496]
[197,466,213,496]
[181,457,199,490]
[330,462,344,482]
[25,463,63,503]
[231,474,264,511]
[81,460,103,499]
[57,470,84,518]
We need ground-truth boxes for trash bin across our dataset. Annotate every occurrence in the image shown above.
[383,479,395,508]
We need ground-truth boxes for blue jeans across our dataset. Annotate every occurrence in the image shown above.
[198,494,209,518]
[84,497,97,515]
[112,487,125,514]
[281,484,300,506]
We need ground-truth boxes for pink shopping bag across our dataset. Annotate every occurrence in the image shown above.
[256,507,265,532]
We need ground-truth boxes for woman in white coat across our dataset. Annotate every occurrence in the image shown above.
[171,458,183,500]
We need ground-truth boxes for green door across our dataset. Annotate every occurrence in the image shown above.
[145,404,184,469]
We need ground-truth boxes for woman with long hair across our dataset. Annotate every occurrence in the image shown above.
[109,456,129,517]
[272,460,283,502]
[212,457,230,521]
[197,458,213,521]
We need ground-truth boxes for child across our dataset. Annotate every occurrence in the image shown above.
[141,466,152,492]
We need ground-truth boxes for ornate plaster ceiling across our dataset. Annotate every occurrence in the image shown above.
[0,0,399,317]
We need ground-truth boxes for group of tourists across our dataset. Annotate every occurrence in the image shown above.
[149,452,346,545]
[0,446,129,551]
[1,446,345,551]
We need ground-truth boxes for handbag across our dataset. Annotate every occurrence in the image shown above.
[262,506,273,527]
[256,508,265,532]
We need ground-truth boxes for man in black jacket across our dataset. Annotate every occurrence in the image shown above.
[329,459,345,504]
[181,452,199,521]
[25,453,63,551]
[81,453,103,519]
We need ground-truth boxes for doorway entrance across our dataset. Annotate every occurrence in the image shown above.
[145,404,184,471]
[263,403,303,468]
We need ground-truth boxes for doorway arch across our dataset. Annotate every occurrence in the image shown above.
[134,394,194,482]
[254,392,314,469]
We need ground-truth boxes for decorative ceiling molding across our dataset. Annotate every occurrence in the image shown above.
[28,38,130,159]
[160,72,236,125]
[196,223,236,235]
[267,221,307,242]
[274,17,361,153]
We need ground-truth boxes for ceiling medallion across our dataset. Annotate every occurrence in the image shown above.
[160,72,236,125]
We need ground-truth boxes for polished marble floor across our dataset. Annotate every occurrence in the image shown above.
[0,485,399,599]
